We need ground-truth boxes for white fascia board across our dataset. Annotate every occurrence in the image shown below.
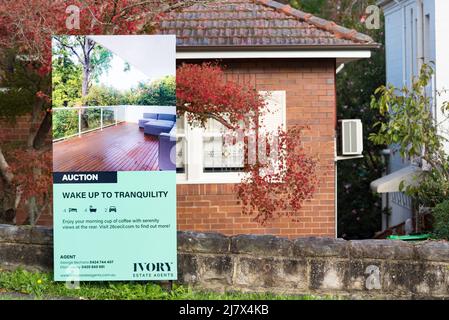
[176,50,372,60]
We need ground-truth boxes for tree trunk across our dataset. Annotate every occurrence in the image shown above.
[27,99,44,148]
[32,110,52,150]
[0,147,18,224]
[82,64,89,97]
[80,39,92,130]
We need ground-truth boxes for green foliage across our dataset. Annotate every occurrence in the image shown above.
[128,76,176,106]
[370,64,449,209]
[52,109,79,140]
[406,169,449,208]
[432,200,449,240]
[52,47,82,108]
[81,85,125,106]
[0,50,49,119]
[88,47,113,84]
[52,107,116,140]
[370,65,444,164]
[53,36,113,87]
[0,269,48,298]
[289,0,327,15]
[0,269,331,300]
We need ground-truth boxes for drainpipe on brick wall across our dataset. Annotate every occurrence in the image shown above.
[334,62,341,239]
[335,157,338,238]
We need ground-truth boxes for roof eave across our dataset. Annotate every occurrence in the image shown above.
[176,43,382,52]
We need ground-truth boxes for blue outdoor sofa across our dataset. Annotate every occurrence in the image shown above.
[138,113,176,136]
[138,112,176,171]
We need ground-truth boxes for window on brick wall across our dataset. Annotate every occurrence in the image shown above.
[202,118,245,173]
[177,90,286,184]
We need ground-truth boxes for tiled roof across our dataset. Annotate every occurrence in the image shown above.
[158,0,378,48]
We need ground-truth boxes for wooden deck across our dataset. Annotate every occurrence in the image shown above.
[53,123,159,172]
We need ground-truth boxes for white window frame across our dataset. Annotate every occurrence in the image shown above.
[176,90,286,184]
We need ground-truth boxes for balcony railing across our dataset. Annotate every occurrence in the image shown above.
[52,106,126,142]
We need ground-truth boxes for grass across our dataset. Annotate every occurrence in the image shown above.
[0,269,329,300]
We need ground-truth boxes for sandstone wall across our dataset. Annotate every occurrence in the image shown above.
[1,225,449,298]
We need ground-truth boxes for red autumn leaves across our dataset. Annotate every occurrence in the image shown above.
[178,63,319,222]
[0,1,319,223]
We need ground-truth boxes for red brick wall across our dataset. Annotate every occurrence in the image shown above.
[0,113,52,226]
[0,114,34,143]
[1,59,337,237]
[177,58,337,239]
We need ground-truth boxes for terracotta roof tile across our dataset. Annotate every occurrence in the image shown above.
[158,0,378,48]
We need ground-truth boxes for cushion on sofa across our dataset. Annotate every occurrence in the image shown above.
[144,119,174,128]
[157,114,176,122]
[143,113,158,119]
[143,120,175,136]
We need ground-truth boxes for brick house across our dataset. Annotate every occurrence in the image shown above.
[158,0,379,238]
[1,0,378,237]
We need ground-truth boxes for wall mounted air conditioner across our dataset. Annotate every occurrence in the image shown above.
[338,119,363,156]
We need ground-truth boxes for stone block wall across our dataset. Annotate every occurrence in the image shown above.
[1,225,449,298]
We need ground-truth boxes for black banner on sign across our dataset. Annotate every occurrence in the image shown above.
[53,172,118,184]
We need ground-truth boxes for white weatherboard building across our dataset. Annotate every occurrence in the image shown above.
[372,0,449,231]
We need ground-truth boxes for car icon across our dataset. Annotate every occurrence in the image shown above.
[109,206,117,213]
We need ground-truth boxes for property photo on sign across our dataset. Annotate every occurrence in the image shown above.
[52,35,176,172]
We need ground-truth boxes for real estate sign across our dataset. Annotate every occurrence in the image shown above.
[52,35,177,281]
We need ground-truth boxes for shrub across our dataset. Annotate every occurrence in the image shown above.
[405,168,449,208]
[81,85,125,106]
[132,76,175,106]
[52,108,79,140]
[432,200,449,240]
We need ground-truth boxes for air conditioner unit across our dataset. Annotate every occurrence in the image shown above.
[338,119,363,156]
